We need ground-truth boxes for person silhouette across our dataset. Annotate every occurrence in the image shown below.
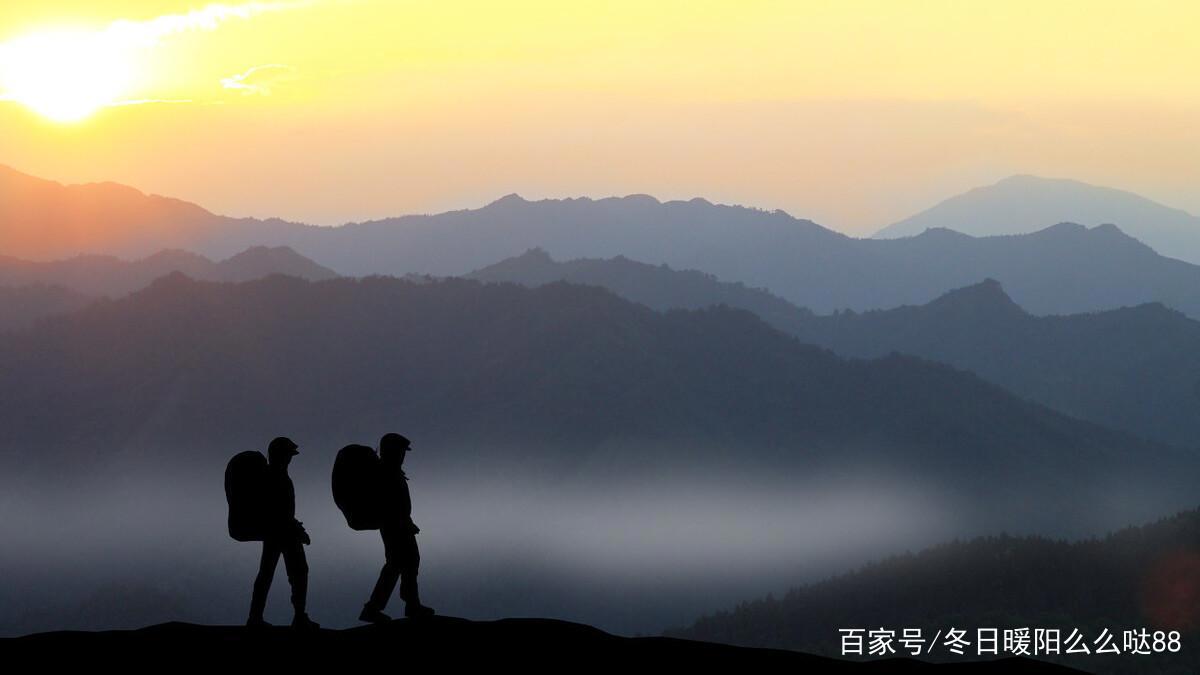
[247,436,320,629]
[359,433,435,622]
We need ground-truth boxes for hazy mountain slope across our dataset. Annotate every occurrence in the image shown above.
[0,165,306,261]
[0,284,95,333]
[0,275,1191,527]
[0,167,848,280]
[315,199,1200,318]
[788,281,1200,448]
[215,245,338,282]
[850,222,1200,317]
[671,507,1200,674]
[320,193,849,279]
[875,175,1200,264]
[0,246,336,297]
[468,248,816,332]
[465,251,1200,447]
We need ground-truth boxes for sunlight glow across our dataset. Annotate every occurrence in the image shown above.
[0,28,136,122]
[0,2,305,122]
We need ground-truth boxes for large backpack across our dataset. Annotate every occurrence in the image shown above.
[332,444,383,531]
[225,450,270,542]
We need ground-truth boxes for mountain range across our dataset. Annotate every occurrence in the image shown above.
[468,247,814,331]
[1,273,1192,531]
[786,281,1200,449]
[0,245,336,332]
[875,174,1200,265]
[9,166,1200,318]
[671,506,1200,674]
[0,165,302,262]
[0,245,337,298]
[471,249,1200,448]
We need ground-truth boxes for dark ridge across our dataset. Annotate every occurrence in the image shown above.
[0,616,1078,671]
[672,507,1200,674]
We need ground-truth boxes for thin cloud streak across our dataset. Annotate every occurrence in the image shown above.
[104,2,315,48]
[221,64,296,95]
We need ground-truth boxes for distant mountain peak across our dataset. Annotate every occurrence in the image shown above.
[218,245,338,281]
[467,246,563,280]
[488,193,528,207]
[1039,221,1088,234]
[925,279,1026,317]
[618,194,662,206]
[875,174,1200,263]
[912,226,973,240]
[1091,222,1126,236]
[1027,222,1149,249]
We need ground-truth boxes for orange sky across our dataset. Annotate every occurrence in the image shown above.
[1,1,1197,234]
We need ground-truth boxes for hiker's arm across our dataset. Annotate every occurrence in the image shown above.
[294,519,311,544]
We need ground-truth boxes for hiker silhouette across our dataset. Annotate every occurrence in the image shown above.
[360,433,436,622]
[248,436,320,629]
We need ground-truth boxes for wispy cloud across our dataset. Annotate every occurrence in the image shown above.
[104,2,314,48]
[0,2,312,55]
[221,64,297,95]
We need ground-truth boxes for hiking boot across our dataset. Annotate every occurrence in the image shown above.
[291,613,321,630]
[404,603,435,619]
[358,607,393,624]
[246,616,272,628]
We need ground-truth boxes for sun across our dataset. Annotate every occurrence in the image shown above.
[0,28,138,123]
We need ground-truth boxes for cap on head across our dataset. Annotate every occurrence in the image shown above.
[268,436,300,459]
[380,433,411,455]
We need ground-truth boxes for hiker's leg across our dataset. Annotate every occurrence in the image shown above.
[281,538,309,616]
[398,531,420,605]
[250,540,282,620]
[366,526,401,611]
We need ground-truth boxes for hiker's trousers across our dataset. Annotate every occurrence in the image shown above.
[249,536,308,618]
[366,523,420,610]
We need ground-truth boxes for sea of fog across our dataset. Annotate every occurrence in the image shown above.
[0,444,1188,637]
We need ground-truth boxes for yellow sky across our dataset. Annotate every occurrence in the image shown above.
[0,1,1197,233]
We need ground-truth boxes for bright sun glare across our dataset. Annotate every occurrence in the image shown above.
[0,28,137,123]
